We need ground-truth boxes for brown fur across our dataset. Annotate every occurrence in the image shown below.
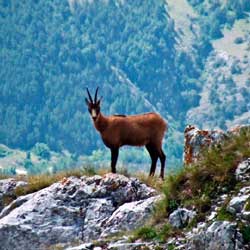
[94,112,167,148]
[85,88,167,179]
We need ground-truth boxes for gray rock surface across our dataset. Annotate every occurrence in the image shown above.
[0,178,27,212]
[188,221,244,250]
[0,174,158,250]
[169,208,196,229]
[235,158,250,182]
[184,125,226,164]
[227,186,250,222]
[227,194,249,214]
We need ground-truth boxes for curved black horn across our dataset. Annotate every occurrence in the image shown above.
[86,88,93,103]
[94,87,99,103]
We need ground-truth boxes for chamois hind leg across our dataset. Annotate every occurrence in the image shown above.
[146,144,158,177]
[159,148,166,180]
[111,148,119,173]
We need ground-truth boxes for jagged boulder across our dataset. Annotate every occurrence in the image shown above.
[184,125,250,165]
[187,221,244,250]
[0,178,27,212]
[235,158,250,182]
[227,186,250,221]
[184,125,226,164]
[169,208,196,229]
[0,174,159,250]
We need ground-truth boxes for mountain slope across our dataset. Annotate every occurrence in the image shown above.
[0,0,250,167]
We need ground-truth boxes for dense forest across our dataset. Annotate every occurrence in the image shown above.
[0,0,250,168]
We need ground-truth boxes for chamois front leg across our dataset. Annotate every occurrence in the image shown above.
[111,148,119,173]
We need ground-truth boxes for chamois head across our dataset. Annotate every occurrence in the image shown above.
[85,87,102,121]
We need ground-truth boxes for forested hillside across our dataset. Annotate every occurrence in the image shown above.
[0,0,250,168]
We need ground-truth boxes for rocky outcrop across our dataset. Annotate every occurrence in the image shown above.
[187,221,244,250]
[0,174,159,250]
[169,208,196,229]
[0,178,27,212]
[227,185,250,223]
[184,125,250,164]
[165,158,250,250]
[184,125,226,164]
[235,158,250,182]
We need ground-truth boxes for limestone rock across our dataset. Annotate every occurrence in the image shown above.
[169,208,196,229]
[0,174,158,250]
[0,178,27,212]
[235,158,250,182]
[184,125,250,165]
[101,195,161,237]
[188,221,244,250]
[227,194,249,214]
[184,125,226,164]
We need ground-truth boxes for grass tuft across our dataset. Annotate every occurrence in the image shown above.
[15,166,96,196]
[216,205,235,221]
[162,127,250,215]
[132,226,158,241]
[240,224,250,243]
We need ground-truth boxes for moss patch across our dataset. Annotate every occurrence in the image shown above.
[217,206,235,221]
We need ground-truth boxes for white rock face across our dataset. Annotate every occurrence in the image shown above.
[0,174,158,250]
[227,194,249,214]
[169,208,196,229]
[235,158,250,182]
[0,178,27,212]
[227,185,250,223]
[101,195,161,237]
[188,221,244,250]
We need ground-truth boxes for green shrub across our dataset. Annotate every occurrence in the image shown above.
[241,225,250,243]
[133,226,158,241]
[0,167,16,176]
[32,143,51,160]
[161,127,250,217]
[157,223,174,242]
[217,206,235,221]
[0,145,11,158]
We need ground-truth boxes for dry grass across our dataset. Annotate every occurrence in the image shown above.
[14,169,87,196]
[162,127,250,215]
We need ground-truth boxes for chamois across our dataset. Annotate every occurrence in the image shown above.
[85,87,167,179]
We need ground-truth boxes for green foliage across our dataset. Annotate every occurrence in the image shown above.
[133,226,158,241]
[167,244,175,250]
[188,0,248,32]
[157,223,174,242]
[131,223,177,243]
[241,225,250,243]
[0,145,11,158]
[0,0,202,165]
[32,143,51,160]
[0,166,16,176]
[161,127,250,217]
[217,206,235,221]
